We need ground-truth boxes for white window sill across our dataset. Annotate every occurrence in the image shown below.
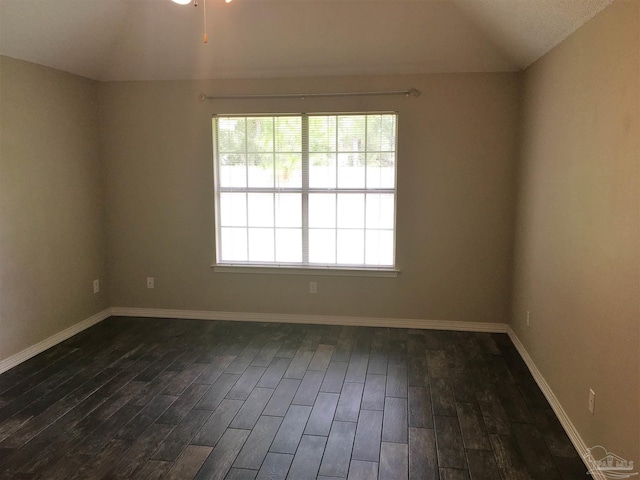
[212,264,399,278]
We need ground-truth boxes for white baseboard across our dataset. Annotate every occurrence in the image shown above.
[0,307,506,376]
[110,307,508,333]
[507,327,604,480]
[0,308,111,375]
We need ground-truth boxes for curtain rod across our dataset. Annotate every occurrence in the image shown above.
[198,88,421,102]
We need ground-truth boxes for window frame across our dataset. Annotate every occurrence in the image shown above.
[212,112,399,276]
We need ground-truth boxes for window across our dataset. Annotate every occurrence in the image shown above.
[213,113,397,271]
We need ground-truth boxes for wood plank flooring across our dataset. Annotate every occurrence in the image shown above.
[0,317,590,479]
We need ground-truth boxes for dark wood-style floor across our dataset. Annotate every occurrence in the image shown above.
[0,317,589,480]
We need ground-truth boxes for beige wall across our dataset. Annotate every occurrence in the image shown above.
[0,56,109,361]
[100,73,521,323]
[511,0,640,462]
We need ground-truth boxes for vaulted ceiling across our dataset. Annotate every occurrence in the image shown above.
[0,0,615,81]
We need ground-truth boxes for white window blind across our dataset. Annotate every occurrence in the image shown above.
[213,113,397,269]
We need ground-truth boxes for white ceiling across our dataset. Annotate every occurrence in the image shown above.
[0,0,615,81]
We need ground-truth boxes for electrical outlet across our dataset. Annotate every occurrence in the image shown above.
[588,389,595,414]
[93,279,100,294]
[526,310,530,327]
[147,277,155,289]
[309,281,317,294]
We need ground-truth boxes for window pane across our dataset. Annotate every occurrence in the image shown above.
[366,153,395,189]
[275,153,302,188]
[380,114,397,151]
[309,116,336,152]
[248,154,274,188]
[217,117,246,153]
[247,193,274,227]
[309,194,336,228]
[219,154,246,188]
[275,117,302,152]
[276,229,302,262]
[365,194,394,229]
[337,194,365,229]
[309,153,337,188]
[219,193,247,227]
[366,114,396,151]
[247,117,273,153]
[248,228,275,262]
[337,115,365,152]
[220,227,247,261]
[337,229,365,264]
[365,229,394,266]
[337,153,365,188]
[366,114,383,151]
[309,229,336,264]
[275,194,301,228]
